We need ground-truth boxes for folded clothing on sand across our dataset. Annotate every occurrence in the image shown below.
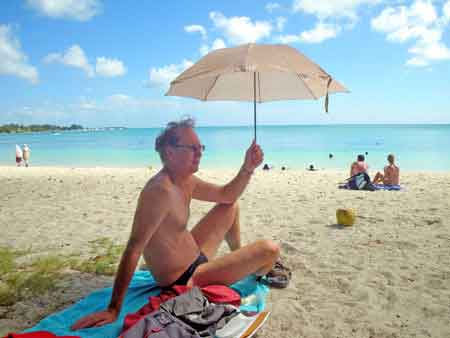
[122,284,241,332]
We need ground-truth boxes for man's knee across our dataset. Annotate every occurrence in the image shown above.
[216,201,239,217]
[257,239,280,260]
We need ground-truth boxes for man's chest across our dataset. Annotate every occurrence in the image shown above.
[167,188,192,226]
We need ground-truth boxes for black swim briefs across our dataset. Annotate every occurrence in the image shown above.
[167,252,208,287]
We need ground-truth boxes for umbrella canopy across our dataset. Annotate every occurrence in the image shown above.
[166,43,349,138]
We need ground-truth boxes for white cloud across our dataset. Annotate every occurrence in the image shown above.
[408,37,450,65]
[299,22,340,43]
[211,38,226,50]
[266,2,281,13]
[95,57,126,77]
[406,57,429,67]
[44,44,94,77]
[277,34,302,44]
[276,17,287,32]
[209,11,273,45]
[26,0,101,21]
[371,1,437,41]
[443,1,450,23]
[106,94,132,103]
[44,45,126,77]
[200,38,227,56]
[293,0,379,21]
[147,59,193,88]
[277,22,340,43]
[371,0,450,67]
[289,0,379,45]
[0,25,39,84]
[79,99,98,111]
[184,25,207,40]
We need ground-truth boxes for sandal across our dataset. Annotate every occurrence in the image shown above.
[259,260,292,289]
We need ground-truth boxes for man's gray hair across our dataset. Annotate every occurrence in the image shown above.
[155,117,196,162]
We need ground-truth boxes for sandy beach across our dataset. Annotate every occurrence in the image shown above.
[1,166,449,337]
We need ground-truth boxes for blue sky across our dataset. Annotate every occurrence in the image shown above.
[1,0,450,127]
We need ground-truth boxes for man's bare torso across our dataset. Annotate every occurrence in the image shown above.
[140,172,200,286]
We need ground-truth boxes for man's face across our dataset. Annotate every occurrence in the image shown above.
[169,127,203,174]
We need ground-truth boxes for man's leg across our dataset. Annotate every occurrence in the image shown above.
[189,240,279,287]
[372,171,383,184]
[190,202,279,287]
[191,202,241,258]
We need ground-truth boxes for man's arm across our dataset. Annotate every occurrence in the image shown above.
[192,140,263,204]
[71,186,170,330]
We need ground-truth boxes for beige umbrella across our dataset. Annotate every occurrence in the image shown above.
[166,43,349,139]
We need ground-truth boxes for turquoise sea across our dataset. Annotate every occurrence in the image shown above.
[1,125,449,171]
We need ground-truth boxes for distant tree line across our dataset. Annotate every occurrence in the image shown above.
[0,124,83,134]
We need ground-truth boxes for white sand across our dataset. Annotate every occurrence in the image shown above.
[1,166,449,337]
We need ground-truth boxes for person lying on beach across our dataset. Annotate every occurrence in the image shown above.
[372,154,399,185]
[71,117,281,330]
[350,154,368,177]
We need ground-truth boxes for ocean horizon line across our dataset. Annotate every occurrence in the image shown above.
[84,122,450,129]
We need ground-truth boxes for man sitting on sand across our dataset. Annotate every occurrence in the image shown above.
[72,118,280,330]
[372,154,399,185]
[350,154,368,177]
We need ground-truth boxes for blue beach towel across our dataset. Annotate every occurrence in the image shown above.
[339,183,403,191]
[374,184,402,191]
[25,270,268,338]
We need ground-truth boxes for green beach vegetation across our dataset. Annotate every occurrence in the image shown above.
[0,238,124,307]
[0,123,83,134]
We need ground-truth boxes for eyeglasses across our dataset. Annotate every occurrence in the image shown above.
[173,144,205,152]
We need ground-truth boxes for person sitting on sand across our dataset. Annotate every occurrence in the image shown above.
[350,154,368,177]
[307,164,318,171]
[72,117,281,330]
[372,154,399,185]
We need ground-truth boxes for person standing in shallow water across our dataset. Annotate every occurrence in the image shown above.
[71,117,280,330]
[22,144,30,167]
[15,144,22,167]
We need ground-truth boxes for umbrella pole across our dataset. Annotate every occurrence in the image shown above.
[253,72,257,142]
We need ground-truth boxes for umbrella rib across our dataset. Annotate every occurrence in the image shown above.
[296,73,319,100]
[203,75,220,101]
[278,49,319,100]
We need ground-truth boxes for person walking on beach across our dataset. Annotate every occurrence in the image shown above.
[15,144,23,167]
[22,144,30,167]
[373,154,399,185]
[350,154,368,177]
[72,117,281,330]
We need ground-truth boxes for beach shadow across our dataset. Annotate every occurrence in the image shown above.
[326,223,350,230]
